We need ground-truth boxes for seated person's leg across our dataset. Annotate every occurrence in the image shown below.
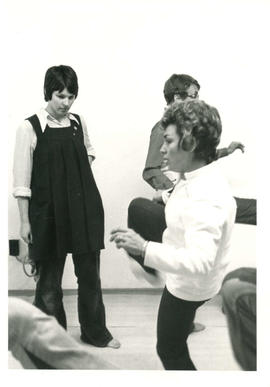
[127,198,166,277]
[221,275,256,371]
[9,297,54,368]
[128,197,166,241]
[222,267,256,286]
[234,197,257,225]
[8,297,117,369]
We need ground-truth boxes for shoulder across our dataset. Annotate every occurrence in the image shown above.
[17,117,36,136]
[188,168,234,206]
[70,113,87,128]
[151,120,163,133]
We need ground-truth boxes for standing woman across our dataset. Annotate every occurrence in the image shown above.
[111,100,236,368]
[13,65,120,349]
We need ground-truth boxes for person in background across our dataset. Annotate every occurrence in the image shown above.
[111,100,237,370]
[143,73,246,191]
[221,267,256,371]
[13,65,120,349]
[8,297,118,369]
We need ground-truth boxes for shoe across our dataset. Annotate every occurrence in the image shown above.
[190,322,206,333]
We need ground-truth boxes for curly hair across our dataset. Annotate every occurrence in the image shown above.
[44,65,79,101]
[163,74,200,104]
[161,100,222,163]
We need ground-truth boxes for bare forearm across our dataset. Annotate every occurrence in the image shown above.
[216,142,245,160]
[17,197,30,224]
[216,148,229,159]
[17,197,32,244]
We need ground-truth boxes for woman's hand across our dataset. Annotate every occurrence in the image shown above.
[110,227,146,257]
[20,221,33,244]
[228,141,245,154]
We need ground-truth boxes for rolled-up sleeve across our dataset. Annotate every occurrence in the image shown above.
[144,201,226,275]
[80,115,96,159]
[13,121,34,198]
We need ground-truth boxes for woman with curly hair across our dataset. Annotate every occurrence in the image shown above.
[111,100,236,370]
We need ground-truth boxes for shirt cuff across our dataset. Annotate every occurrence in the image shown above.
[144,241,159,270]
[13,187,31,198]
[87,149,96,159]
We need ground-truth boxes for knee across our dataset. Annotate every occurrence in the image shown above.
[128,198,150,226]
[9,297,41,348]
[156,340,166,364]
[221,278,256,316]
[128,198,148,216]
[236,292,256,318]
[221,279,241,308]
[222,268,256,286]
[9,297,35,323]
[35,289,63,314]
[156,333,180,359]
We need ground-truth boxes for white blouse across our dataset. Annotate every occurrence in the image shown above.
[145,162,237,301]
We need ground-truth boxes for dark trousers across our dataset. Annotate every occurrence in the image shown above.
[128,197,166,275]
[221,268,256,371]
[34,251,112,347]
[157,287,206,370]
[128,198,166,242]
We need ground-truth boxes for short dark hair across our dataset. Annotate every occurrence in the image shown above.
[161,100,222,163]
[44,65,79,101]
[163,74,200,104]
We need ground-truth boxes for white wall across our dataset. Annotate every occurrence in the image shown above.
[7,0,266,290]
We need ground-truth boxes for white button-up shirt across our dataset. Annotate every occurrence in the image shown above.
[145,162,237,301]
[13,108,96,198]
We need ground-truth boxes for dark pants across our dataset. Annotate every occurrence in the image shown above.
[221,268,256,371]
[128,198,166,275]
[34,251,112,347]
[157,287,206,370]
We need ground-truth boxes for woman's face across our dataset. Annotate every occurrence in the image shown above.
[160,124,192,173]
[47,87,76,119]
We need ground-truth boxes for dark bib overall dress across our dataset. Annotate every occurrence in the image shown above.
[27,114,112,346]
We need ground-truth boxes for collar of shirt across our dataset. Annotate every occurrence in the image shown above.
[37,108,79,132]
[176,162,216,185]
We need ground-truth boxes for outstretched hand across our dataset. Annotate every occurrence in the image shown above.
[110,227,146,257]
[228,141,245,154]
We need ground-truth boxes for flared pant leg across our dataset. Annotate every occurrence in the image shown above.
[33,255,67,329]
[73,251,113,347]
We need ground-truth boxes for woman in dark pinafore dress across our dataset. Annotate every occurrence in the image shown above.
[14,65,120,349]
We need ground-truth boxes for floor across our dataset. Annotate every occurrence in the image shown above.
[8,290,241,371]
